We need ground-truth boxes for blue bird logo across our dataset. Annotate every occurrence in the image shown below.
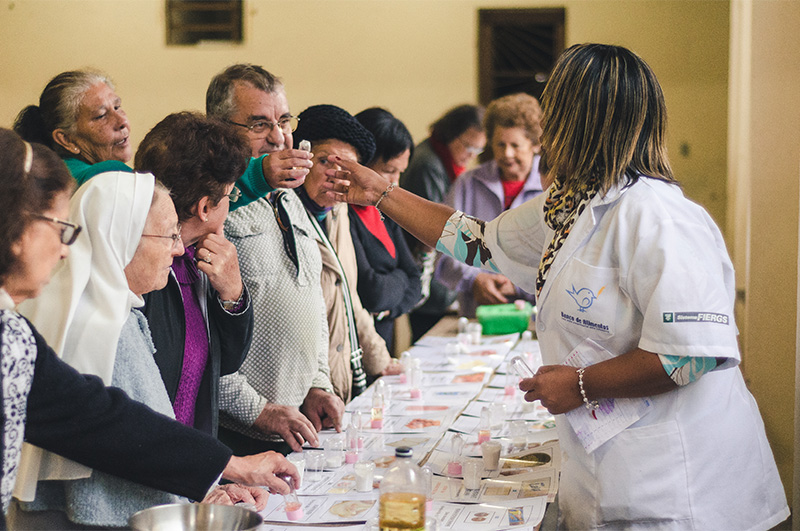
[566,285,605,312]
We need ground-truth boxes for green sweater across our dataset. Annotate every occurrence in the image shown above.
[64,155,272,210]
[64,158,132,186]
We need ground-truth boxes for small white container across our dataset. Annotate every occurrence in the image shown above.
[354,461,375,492]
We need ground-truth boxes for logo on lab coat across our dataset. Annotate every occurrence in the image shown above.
[566,285,605,312]
[560,283,613,335]
[663,312,729,325]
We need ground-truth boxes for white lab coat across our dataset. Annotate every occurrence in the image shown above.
[482,177,788,530]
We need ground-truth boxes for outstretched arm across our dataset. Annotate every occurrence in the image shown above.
[324,155,455,250]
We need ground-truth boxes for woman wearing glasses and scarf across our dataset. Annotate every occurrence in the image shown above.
[322,44,788,529]
[436,93,545,318]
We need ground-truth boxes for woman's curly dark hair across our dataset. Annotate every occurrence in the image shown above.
[0,128,74,284]
[134,112,250,222]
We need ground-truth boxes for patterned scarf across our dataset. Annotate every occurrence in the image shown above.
[536,176,600,296]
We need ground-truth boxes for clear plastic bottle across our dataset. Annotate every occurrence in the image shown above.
[478,406,491,444]
[371,384,385,429]
[379,447,425,531]
[399,351,411,384]
[408,359,422,399]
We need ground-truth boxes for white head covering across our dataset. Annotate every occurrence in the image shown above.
[14,170,155,496]
[0,288,14,311]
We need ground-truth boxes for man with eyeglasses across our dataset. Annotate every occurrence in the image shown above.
[208,64,344,456]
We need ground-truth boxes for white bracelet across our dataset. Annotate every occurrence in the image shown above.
[374,182,395,220]
[576,367,599,410]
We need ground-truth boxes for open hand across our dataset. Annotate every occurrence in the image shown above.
[253,403,319,451]
[262,148,313,189]
[300,388,344,432]
[321,155,390,207]
[473,273,516,305]
[202,483,269,510]
[223,451,300,494]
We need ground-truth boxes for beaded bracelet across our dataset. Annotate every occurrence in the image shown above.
[374,182,396,220]
[576,367,599,410]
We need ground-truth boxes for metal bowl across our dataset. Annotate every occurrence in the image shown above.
[129,503,263,531]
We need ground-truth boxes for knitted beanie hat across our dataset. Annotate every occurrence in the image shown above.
[294,104,376,163]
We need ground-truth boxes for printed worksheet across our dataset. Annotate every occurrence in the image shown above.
[423,371,491,387]
[461,397,552,423]
[386,401,464,417]
[260,491,378,525]
[433,497,546,530]
[374,411,458,434]
[414,354,501,373]
[430,469,559,504]
[563,339,653,453]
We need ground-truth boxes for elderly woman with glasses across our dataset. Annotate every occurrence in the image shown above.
[134,112,255,437]
[2,130,297,529]
[13,68,309,191]
[436,93,546,318]
[399,104,486,341]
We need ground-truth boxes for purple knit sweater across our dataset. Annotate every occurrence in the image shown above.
[170,245,209,426]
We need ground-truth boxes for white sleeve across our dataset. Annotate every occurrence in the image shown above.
[482,195,548,294]
[626,207,739,363]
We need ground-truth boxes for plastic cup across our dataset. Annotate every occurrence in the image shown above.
[462,459,482,490]
[324,435,345,468]
[305,451,325,480]
[510,420,528,450]
[287,453,306,487]
[481,441,502,471]
[467,322,482,345]
[354,461,375,492]
[490,402,507,429]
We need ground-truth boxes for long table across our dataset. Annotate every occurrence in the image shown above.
[257,322,559,530]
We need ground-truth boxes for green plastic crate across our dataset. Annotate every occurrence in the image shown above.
[476,302,533,335]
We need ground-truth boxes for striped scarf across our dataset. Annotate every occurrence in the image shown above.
[536,176,600,296]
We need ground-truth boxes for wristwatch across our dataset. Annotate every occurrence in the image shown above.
[220,289,245,312]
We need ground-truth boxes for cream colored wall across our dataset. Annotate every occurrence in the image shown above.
[1,0,728,225]
[17,0,800,499]
[728,0,800,506]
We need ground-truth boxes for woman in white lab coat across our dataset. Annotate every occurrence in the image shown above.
[325,43,789,530]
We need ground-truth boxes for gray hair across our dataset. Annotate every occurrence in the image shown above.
[206,63,283,120]
[13,69,114,153]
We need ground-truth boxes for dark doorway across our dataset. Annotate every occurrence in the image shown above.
[478,8,566,105]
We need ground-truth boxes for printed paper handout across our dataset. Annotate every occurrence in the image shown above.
[563,338,653,453]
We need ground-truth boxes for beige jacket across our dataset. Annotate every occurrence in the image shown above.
[313,203,391,402]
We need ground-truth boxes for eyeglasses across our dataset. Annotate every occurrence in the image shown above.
[227,116,299,135]
[228,185,242,203]
[457,136,484,156]
[141,224,183,249]
[35,215,82,246]
[268,191,299,276]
